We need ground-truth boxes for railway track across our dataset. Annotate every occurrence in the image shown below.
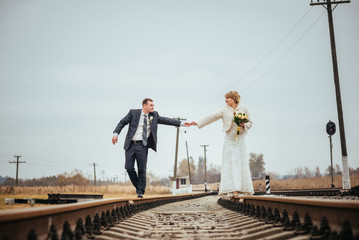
[95,195,358,240]
[0,191,358,239]
[0,193,209,240]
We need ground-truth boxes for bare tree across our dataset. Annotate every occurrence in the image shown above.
[335,164,342,175]
[207,163,221,183]
[304,167,313,178]
[249,153,265,178]
[193,156,204,184]
[325,165,334,176]
[177,158,196,177]
[294,167,304,178]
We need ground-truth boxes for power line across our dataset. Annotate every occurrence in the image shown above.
[188,7,314,114]
[190,9,326,119]
[241,10,326,93]
[225,7,314,93]
[26,162,74,167]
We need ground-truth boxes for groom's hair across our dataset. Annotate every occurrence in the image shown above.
[142,98,153,106]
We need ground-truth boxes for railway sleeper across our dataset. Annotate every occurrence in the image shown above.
[95,196,358,239]
[218,198,359,240]
[11,196,202,240]
[95,197,299,239]
[14,195,359,240]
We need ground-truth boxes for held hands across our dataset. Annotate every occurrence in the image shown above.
[184,121,197,127]
[112,136,118,145]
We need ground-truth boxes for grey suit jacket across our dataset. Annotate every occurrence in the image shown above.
[113,109,181,152]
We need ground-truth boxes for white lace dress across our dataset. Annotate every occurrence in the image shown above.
[219,122,254,194]
[196,105,254,194]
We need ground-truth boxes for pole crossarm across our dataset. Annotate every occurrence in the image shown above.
[8,161,26,164]
[310,0,350,5]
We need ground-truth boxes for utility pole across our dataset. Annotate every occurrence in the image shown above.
[200,145,209,192]
[9,155,25,186]
[90,163,97,186]
[101,170,105,184]
[122,171,127,183]
[185,141,192,184]
[310,0,351,189]
[172,117,186,183]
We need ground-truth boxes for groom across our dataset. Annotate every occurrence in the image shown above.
[112,98,192,198]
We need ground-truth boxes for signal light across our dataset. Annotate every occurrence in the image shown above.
[326,120,336,135]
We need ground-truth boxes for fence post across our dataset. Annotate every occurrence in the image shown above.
[266,175,270,194]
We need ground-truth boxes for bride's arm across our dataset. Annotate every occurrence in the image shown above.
[196,108,223,129]
[243,107,253,131]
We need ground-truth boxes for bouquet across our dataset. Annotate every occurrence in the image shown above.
[233,112,249,141]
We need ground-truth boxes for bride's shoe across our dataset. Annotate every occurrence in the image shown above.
[239,192,253,196]
[220,192,234,200]
[232,191,239,196]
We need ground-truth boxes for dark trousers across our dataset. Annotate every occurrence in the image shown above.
[125,141,148,194]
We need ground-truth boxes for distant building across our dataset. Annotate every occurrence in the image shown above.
[170,176,190,189]
[170,176,192,195]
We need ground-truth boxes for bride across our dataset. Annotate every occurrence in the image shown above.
[194,91,254,195]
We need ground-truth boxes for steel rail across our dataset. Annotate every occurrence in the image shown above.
[1,189,358,239]
[96,195,359,239]
[229,195,359,236]
[0,193,209,240]
[254,188,344,196]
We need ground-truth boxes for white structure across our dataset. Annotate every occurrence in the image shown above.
[170,176,192,195]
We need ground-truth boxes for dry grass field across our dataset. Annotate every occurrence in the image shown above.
[1,173,358,209]
[252,174,359,191]
[0,183,170,210]
[0,183,170,196]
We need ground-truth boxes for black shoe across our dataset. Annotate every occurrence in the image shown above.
[137,193,143,198]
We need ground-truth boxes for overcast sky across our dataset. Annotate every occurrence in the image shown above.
[1,0,358,183]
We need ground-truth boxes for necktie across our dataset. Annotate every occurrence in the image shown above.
[142,114,147,146]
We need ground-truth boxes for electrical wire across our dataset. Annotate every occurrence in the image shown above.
[241,9,326,93]
[187,7,317,115]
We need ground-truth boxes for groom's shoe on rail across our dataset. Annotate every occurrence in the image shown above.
[137,193,143,198]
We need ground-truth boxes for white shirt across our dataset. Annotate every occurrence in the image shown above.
[132,111,151,141]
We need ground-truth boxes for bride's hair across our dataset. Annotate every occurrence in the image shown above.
[225,91,241,104]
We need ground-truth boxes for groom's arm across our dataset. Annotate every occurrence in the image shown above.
[157,115,182,127]
[112,110,132,144]
[157,113,192,127]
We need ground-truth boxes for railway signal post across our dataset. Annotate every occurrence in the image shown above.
[326,120,336,188]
